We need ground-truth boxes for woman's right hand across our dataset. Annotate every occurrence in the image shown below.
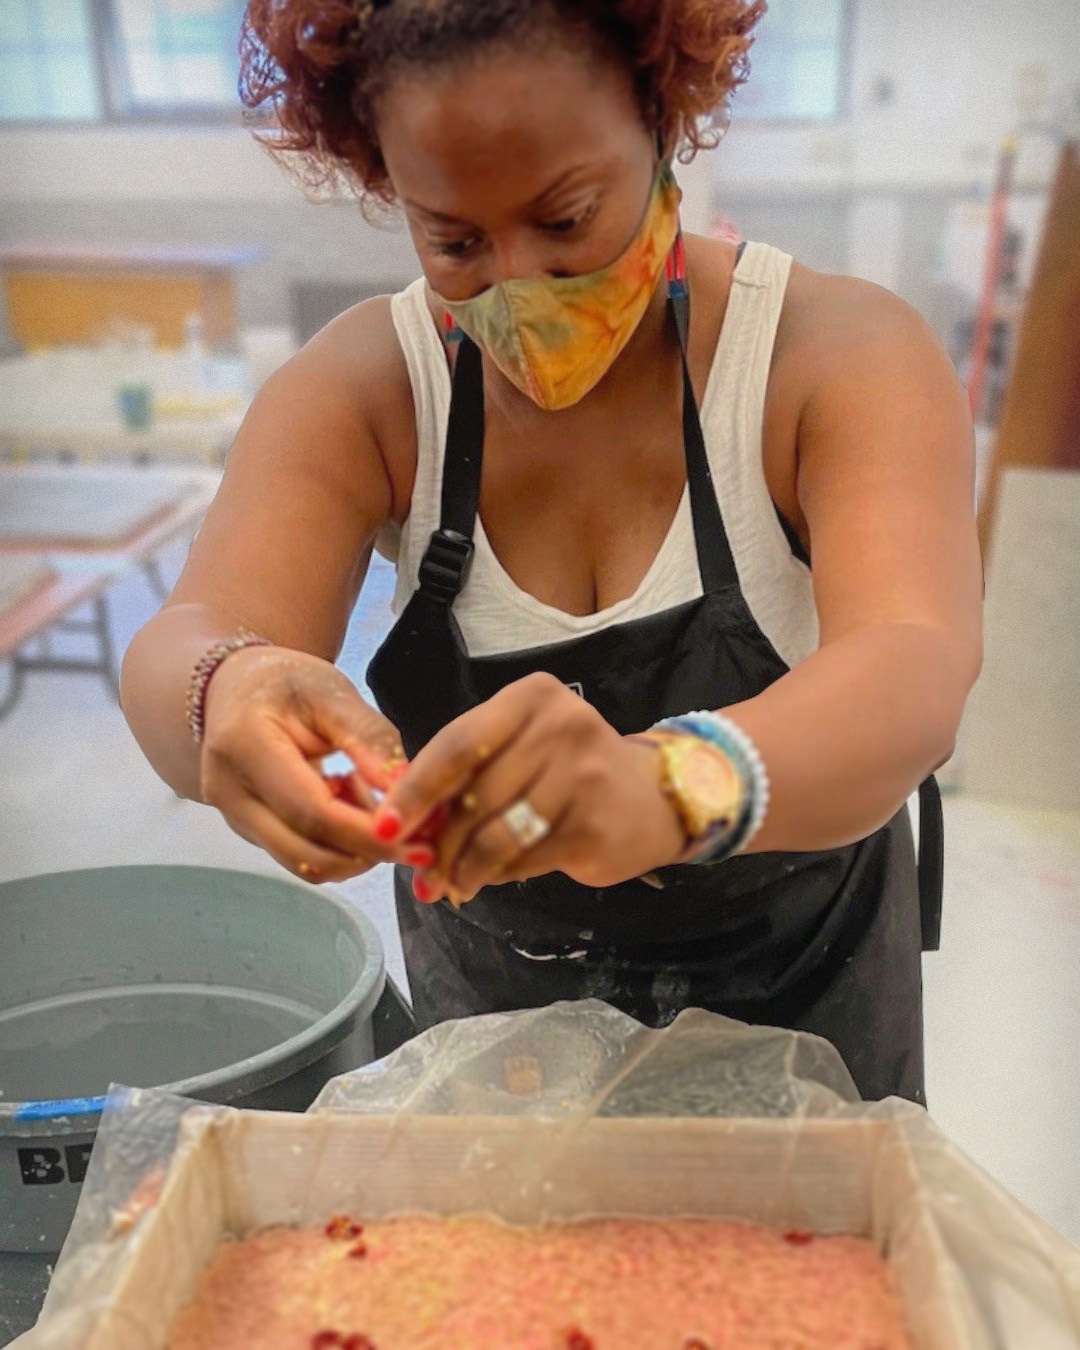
[199,644,433,884]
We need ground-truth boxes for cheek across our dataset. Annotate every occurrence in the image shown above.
[417,252,489,303]
[583,205,643,269]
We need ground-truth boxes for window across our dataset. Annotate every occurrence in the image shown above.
[735,0,853,123]
[0,0,101,121]
[0,0,247,123]
[108,0,248,115]
[0,0,854,127]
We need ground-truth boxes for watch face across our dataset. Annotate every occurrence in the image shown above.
[677,741,739,818]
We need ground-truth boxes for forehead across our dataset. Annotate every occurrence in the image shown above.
[376,44,648,216]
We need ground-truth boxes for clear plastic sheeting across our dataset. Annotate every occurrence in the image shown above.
[313,1002,863,1120]
[12,1001,1080,1350]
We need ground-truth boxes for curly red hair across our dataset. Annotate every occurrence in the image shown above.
[240,0,766,202]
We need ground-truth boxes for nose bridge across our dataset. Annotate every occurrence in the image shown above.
[489,228,552,284]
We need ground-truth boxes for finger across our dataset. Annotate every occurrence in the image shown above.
[224,795,376,885]
[444,764,571,900]
[376,680,546,842]
[427,740,545,888]
[305,693,406,796]
[324,770,377,814]
[282,685,405,799]
[227,725,410,865]
[324,772,435,872]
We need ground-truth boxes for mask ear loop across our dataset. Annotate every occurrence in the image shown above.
[655,123,685,309]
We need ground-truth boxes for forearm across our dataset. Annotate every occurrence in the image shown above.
[727,623,978,853]
[120,604,267,802]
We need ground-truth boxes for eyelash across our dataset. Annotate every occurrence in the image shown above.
[431,205,597,260]
[432,237,482,260]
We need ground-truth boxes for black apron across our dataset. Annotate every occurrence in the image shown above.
[367,264,942,1104]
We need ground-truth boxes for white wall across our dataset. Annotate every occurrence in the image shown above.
[717,0,1080,194]
[0,123,290,204]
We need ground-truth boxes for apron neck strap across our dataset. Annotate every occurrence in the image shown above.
[415,335,482,605]
[439,334,484,539]
[666,231,740,594]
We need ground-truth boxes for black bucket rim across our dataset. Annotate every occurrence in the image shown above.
[0,864,386,1127]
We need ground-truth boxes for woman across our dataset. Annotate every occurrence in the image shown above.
[121,0,982,1104]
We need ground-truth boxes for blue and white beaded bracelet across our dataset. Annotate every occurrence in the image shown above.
[651,710,771,861]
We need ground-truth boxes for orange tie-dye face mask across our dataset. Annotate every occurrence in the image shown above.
[435,162,682,411]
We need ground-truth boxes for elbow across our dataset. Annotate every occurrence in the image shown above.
[118,616,152,727]
[926,629,983,775]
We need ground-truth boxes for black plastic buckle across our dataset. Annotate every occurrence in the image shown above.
[418,528,475,605]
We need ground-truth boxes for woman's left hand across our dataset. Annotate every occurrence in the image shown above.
[373,672,686,902]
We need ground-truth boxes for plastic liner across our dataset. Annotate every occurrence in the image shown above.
[12,1001,1080,1350]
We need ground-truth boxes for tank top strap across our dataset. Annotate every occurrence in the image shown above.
[696,242,818,668]
[383,276,450,572]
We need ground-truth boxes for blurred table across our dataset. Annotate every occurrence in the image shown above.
[0,243,266,349]
[0,345,251,466]
[0,466,221,718]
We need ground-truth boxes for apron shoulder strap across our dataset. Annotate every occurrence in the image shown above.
[669,284,740,594]
[416,336,483,604]
[917,775,945,951]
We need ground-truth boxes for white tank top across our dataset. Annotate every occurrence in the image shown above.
[376,241,818,667]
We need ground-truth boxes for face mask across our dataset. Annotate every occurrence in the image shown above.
[435,161,682,411]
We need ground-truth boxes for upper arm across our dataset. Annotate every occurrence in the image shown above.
[793,276,983,678]
[169,296,409,660]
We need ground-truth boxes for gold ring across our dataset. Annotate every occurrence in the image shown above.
[501,798,551,851]
[460,790,479,813]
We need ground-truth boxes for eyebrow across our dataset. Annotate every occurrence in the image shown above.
[404,165,594,226]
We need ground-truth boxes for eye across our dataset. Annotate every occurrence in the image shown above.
[539,200,598,237]
[432,236,482,260]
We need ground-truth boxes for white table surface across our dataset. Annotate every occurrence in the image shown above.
[0,463,222,577]
[0,347,252,463]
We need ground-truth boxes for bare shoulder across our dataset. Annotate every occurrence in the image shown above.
[274,292,419,521]
[756,259,972,551]
[777,262,963,396]
[299,292,409,399]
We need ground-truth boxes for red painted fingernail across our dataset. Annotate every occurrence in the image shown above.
[405,847,436,869]
[413,874,436,903]
[373,808,403,842]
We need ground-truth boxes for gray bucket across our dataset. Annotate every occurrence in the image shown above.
[0,865,385,1256]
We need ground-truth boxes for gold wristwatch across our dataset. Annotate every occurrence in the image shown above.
[637,730,747,862]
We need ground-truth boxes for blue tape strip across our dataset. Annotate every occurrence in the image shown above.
[14,1095,107,1121]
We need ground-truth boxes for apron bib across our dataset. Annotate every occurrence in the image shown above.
[368,251,942,1103]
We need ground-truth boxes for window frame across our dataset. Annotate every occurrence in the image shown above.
[0,0,254,129]
[731,0,857,129]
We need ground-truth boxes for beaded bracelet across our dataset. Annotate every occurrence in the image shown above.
[651,710,771,862]
[186,632,272,745]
